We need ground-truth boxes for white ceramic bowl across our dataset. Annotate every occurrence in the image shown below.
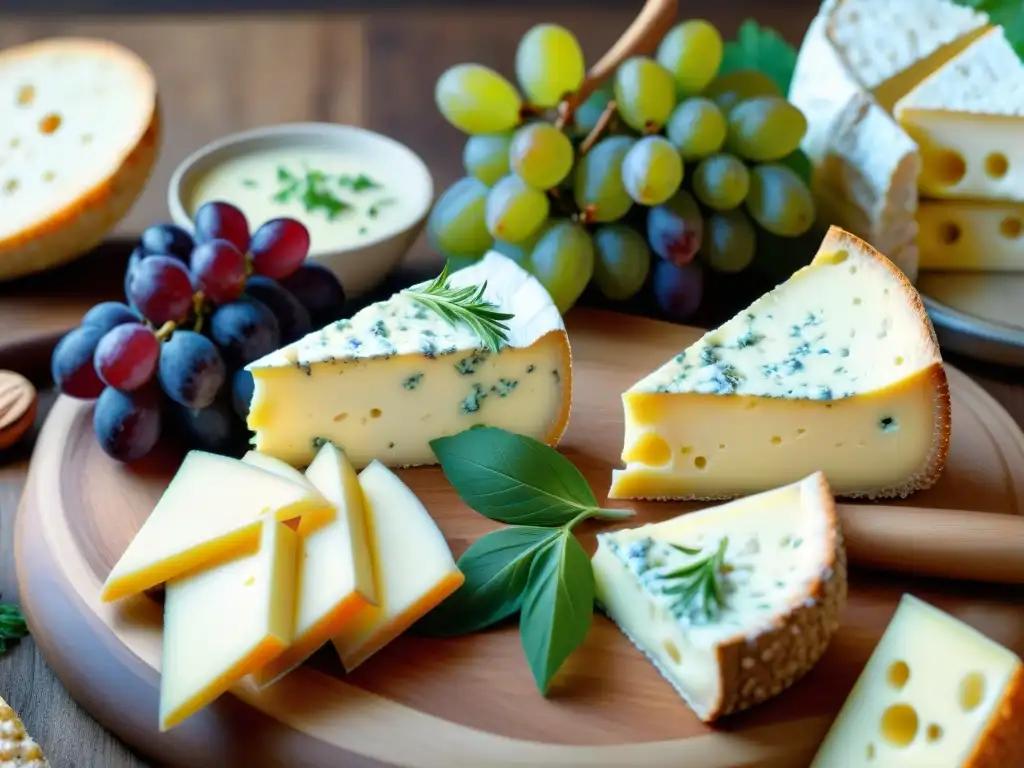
[167,123,434,298]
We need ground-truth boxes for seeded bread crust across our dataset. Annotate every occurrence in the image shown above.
[0,694,48,768]
[0,38,159,282]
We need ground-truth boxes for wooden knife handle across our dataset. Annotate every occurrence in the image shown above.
[837,504,1024,584]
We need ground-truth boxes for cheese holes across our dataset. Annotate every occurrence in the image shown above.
[623,434,671,466]
[879,416,898,433]
[821,249,849,265]
[924,148,967,187]
[332,412,348,422]
[938,220,962,245]
[985,152,1009,180]
[926,724,943,743]
[38,112,62,134]
[880,703,919,747]
[369,408,382,419]
[15,84,34,106]
[693,456,707,470]
[959,672,986,712]
[796,428,806,437]
[662,639,682,664]
[770,435,782,445]
[887,660,910,689]
[1001,216,1023,239]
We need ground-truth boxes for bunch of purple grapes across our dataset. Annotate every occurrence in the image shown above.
[52,201,347,463]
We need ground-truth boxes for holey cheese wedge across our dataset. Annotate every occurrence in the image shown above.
[101,451,331,602]
[593,472,846,722]
[0,39,159,281]
[918,201,1024,271]
[244,444,377,687]
[896,27,1024,204]
[160,518,298,731]
[609,227,950,502]
[246,252,571,469]
[811,595,1024,766]
[332,461,463,671]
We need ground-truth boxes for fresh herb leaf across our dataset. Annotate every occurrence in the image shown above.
[658,538,729,624]
[273,165,354,221]
[240,178,259,189]
[519,531,594,694]
[720,19,798,94]
[0,603,28,654]
[416,526,559,637]
[403,261,514,353]
[430,427,634,527]
[368,198,397,218]
[338,173,382,192]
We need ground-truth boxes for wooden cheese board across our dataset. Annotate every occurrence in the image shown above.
[16,308,1024,768]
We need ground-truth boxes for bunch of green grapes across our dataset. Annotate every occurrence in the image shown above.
[429,18,817,321]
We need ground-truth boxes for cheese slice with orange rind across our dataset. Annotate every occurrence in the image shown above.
[610,227,950,502]
[0,38,159,281]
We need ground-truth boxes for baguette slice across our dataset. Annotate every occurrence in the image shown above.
[0,693,49,767]
[0,38,159,281]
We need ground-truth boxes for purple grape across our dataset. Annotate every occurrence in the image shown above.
[194,201,250,254]
[231,368,255,421]
[209,298,281,367]
[158,330,226,409]
[93,385,162,462]
[652,259,704,321]
[278,263,347,326]
[140,223,194,262]
[244,275,312,344]
[81,302,140,335]
[52,326,106,399]
[94,323,160,392]
[647,190,703,266]
[191,239,247,305]
[126,256,195,326]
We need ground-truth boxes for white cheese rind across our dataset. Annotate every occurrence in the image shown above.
[246,252,572,468]
[918,200,1024,271]
[593,472,846,722]
[610,227,950,501]
[811,594,1024,767]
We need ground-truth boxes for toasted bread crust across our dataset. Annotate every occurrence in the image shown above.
[0,38,159,281]
[963,664,1024,767]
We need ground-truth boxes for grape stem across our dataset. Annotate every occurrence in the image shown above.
[154,321,176,342]
[555,0,678,128]
[579,100,617,154]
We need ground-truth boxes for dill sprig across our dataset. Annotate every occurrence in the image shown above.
[658,538,729,624]
[404,261,514,352]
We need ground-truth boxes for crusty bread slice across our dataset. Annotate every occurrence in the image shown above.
[0,38,159,281]
[0,693,48,767]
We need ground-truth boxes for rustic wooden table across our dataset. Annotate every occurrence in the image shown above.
[2,5,1022,766]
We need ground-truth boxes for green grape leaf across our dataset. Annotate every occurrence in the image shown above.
[720,20,799,95]
[415,526,560,637]
[519,531,595,694]
[430,427,633,527]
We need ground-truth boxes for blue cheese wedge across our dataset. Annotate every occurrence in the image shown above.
[246,252,572,468]
[811,594,1024,766]
[609,227,950,501]
[593,472,846,722]
[895,27,1024,204]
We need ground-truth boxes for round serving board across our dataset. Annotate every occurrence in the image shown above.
[919,272,1024,368]
[17,309,1024,768]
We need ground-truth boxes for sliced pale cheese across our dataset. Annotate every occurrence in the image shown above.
[241,449,313,489]
[896,27,1024,203]
[918,200,1024,271]
[160,518,298,731]
[0,38,159,281]
[609,227,950,501]
[101,451,330,602]
[811,594,1024,766]
[593,472,845,722]
[252,443,376,687]
[331,461,463,671]
[246,252,572,469]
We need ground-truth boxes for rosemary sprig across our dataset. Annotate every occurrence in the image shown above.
[659,537,729,624]
[403,261,514,353]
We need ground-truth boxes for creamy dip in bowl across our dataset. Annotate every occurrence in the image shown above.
[168,123,433,297]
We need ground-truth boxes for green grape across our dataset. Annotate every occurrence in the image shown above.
[613,57,676,133]
[725,96,808,162]
[666,97,727,161]
[573,84,614,137]
[515,24,586,109]
[462,133,513,186]
[656,20,724,96]
[692,153,750,211]
[530,220,595,313]
[493,220,554,271]
[485,174,550,243]
[509,123,574,190]
[703,69,782,115]
[574,135,635,223]
[427,177,493,259]
[699,209,756,273]
[592,224,651,300]
[621,135,684,206]
[435,64,523,135]
[746,164,816,237]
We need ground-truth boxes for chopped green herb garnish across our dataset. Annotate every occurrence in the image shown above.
[659,538,729,623]
[368,197,397,218]
[241,178,259,188]
[338,173,382,192]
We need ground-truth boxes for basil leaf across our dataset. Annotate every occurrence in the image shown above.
[720,19,798,94]
[431,427,628,527]
[519,531,595,694]
[416,526,559,637]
